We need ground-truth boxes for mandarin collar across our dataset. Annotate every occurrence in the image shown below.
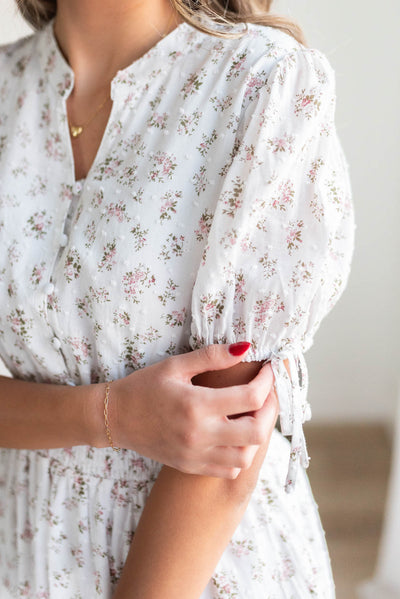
[37,17,211,102]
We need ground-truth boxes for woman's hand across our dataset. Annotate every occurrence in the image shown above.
[90,343,277,478]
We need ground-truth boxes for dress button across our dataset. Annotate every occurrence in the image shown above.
[74,181,83,194]
[60,233,68,247]
[51,336,62,350]
[44,282,55,295]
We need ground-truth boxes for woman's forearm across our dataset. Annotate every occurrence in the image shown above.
[112,361,281,599]
[112,447,271,599]
[0,375,102,449]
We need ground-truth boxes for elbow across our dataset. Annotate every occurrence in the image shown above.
[221,472,259,509]
[220,454,262,508]
[220,418,278,507]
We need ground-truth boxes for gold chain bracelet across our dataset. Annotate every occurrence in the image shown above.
[103,382,121,452]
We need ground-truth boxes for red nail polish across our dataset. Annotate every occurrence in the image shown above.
[229,341,251,356]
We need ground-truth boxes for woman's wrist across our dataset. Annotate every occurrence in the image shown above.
[83,381,110,449]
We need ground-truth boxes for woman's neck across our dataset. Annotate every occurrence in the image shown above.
[53,0,182,96]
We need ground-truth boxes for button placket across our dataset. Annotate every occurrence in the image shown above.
[51,336,62,351]
[44,182,84,356]
[44,282,55,296]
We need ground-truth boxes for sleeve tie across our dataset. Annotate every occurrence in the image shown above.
[264,348,312,494]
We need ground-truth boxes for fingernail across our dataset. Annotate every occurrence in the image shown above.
[229,341,251,356]
[233,468,241,479]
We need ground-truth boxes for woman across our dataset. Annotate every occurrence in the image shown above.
[0,0,355,597]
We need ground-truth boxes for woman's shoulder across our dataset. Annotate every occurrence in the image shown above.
[0,30,40,82]
[198,21,334,94]
[208,22,301,67]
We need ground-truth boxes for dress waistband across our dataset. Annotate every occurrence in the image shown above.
[1,445,162,482]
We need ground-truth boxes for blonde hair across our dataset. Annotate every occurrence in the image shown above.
[15,0,305,44]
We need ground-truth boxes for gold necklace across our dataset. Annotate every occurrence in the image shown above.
[69,93,110,138]
[150,9,176,39]
[69,12,176,138]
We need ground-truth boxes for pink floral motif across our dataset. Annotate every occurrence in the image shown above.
[226,51,248,80]
[57,73,73,97]
[7,308,33,342]
[230,539,254,558]
[294,87,322,120]
[181,69,205,99]
[20,520,34,542]
[66,336,92,365]
[164,307,187,327]
[177,110,202,135]
[24,210,52,239]
[210,95,233,112]
[44,51,56,73]
[98,240,117,272]
[102,202,131,223]
[240,233,256,253]
[147,111,168,130]
[270,180,295,211]
[289,260,315,289]
[123,265,156,303]
[307,158,324,183]
[119,337,145,371]
[199,291,226,324]
[148,151,177,182]
[91,190,104,208]
[234,271,247,302]
[159,190,182,221]
[222,177,244,218]
[158,278,178,306]
[130,223,149,251]
[268,133,295,154]
[197,129,217,157]
[39,102,51,128]
[30,262,46,286]
[286,220,304,254]
[47,292,61,312]
[64,249,81,282]
[158,233,185,262]
[211,571,239,598]
[253,293,285,329]
[84,221,96,248]
[259,252,278,279]
[112,310,131,327]
[195,209,213,241]
[45,133,65,161]
[94,154,124,180]
[59,183,73,203]
[16,91,27,110]
[192,165,209,196]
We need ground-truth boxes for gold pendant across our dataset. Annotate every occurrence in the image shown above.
[70,125,83,138]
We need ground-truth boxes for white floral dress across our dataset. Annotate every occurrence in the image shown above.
[0,16,355,599]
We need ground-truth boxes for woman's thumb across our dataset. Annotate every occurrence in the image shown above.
[183,342,252,379]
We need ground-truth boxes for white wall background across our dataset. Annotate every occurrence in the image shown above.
[275,0,400,424]
[1,1,399,424]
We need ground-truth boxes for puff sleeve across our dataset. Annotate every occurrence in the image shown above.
[189,47,355,493]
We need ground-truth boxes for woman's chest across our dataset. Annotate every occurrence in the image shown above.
[0,81,243,373]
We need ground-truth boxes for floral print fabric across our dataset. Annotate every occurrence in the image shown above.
[0,16,354,598]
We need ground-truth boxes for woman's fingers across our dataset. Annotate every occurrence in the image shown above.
[115,347,279,476]
[176,342,251,380]
[204,445,259,471]
[194,361,274,417]
[211,391,279,448]
[198,466,242,480]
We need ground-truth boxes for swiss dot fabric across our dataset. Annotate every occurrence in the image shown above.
[0,16,354,598]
